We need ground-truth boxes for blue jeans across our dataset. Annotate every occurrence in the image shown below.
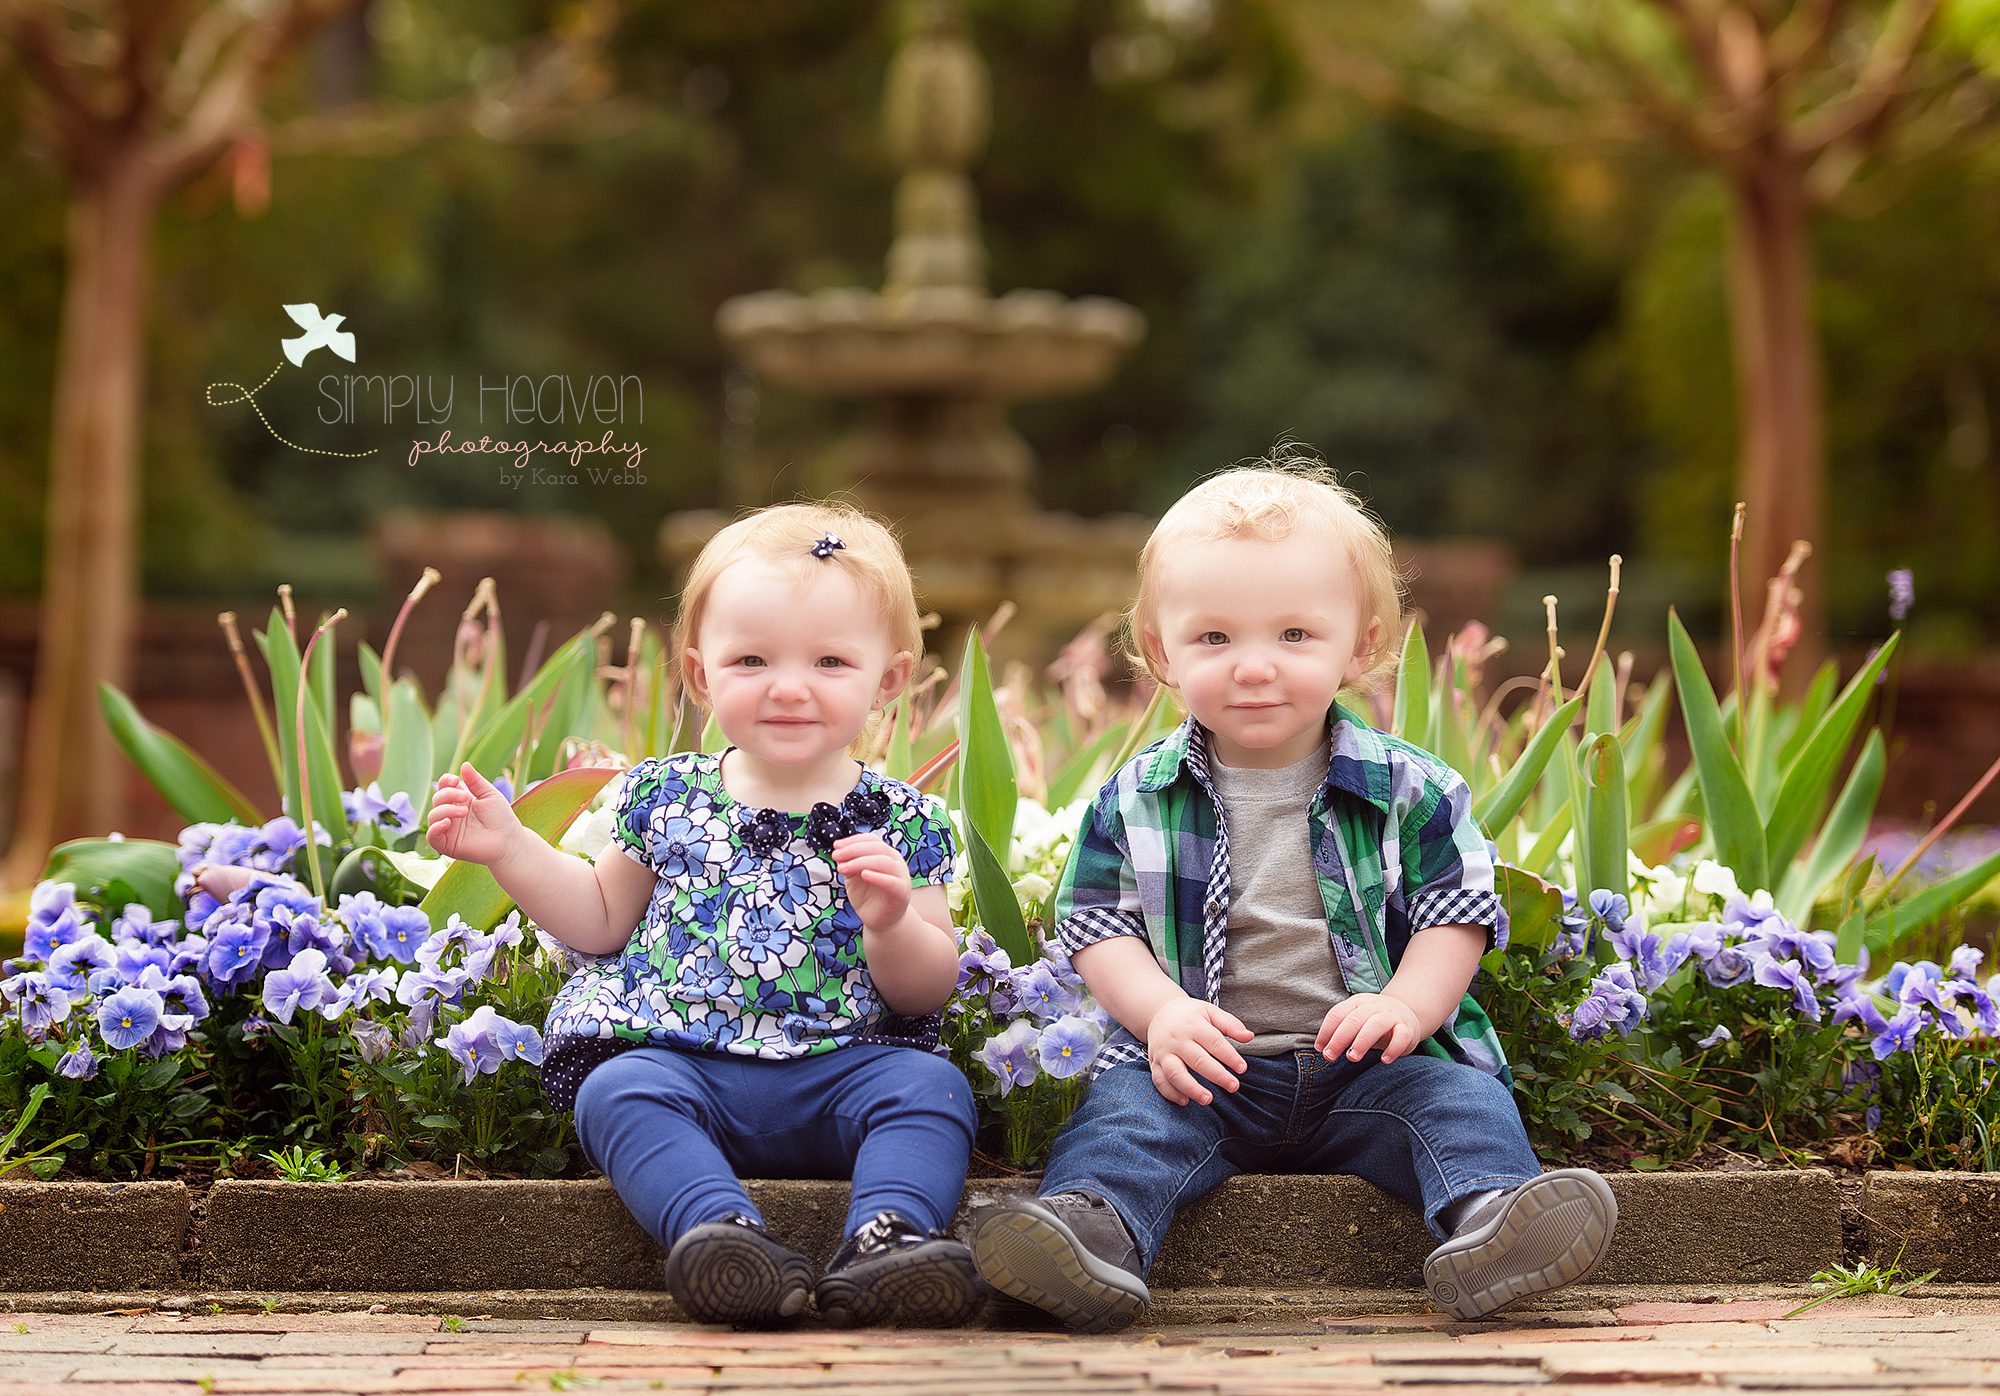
[1042,1050,1541,1274]
[571,1045,977,1248]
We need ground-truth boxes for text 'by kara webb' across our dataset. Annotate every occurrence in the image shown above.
[320,374,643,425]
[407,430,647,476]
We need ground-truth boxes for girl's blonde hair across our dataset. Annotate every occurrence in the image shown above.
[676,502,925,700]
[1128,447,1405,694]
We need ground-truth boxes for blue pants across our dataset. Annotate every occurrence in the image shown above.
[572,1045,977,1248]
[1042,1050,1541,1274]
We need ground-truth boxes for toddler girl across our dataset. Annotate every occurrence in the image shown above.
[428,503,979,1328]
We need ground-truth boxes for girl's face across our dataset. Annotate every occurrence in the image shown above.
[1142,530,1383,770]
[685,558,912,773]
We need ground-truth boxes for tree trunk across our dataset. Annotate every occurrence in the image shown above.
[1,152,159,892]
[1725,150,1825,689]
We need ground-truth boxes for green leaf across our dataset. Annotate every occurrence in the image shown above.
[417,1115,461,1131]
[98,684,263,826]
[1430,661,1475,795]
[1045,722,1126,811]
[254,610,346,838]
[460,631,595,779]
[956,631,1026,960]
[1473,696,1583,835]
[329,845,410,903]
[418,766,619,933]
[1667,610,1767,891]
[1865,846,2000,952]
[40,839,184,921]
[1629,817,1700,868]
[524,640,598,785]
[358,641,385,710]
[1522,803,1575,880]
[1585,658,1619,742]
[1834,900,1868,966]
[964,824,1032,965]
[1620,673,1673,816]
[380,678,436,824]
[1392,621,1431,748]
[1774,659,1840,771]
[1497,863,1564,953]
[1578,734,1629,899]
[1764,636,1899,875]
[1778,730,1885,925]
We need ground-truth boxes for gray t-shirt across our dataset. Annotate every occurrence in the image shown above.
[1211,738,1349,1056]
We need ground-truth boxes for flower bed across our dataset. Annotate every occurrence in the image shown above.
[4,564,1998,1184]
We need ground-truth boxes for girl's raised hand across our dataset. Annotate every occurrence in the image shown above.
[831,832,912,929]
[426,762,522,866]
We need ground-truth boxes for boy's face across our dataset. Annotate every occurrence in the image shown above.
[685,559,911,775]
[1142,530,1384,770]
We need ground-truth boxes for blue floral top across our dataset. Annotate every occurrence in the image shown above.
[538,751,957,1110]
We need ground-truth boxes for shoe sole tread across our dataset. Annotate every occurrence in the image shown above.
[971,1209,1148,1335]
[663,1226,813,1328]
[1423,1170,1617,1320]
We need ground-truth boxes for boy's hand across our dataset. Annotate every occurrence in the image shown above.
[1146,997,1253,1107]
[1317,992,1425,1064]
[426,763,523,865]
[832,832,913,929]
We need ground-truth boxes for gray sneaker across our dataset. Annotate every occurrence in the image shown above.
[971,1190,1149,1333]
[1423,1168,1618,1320]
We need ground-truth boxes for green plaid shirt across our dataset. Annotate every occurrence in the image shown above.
[1054,703,1509,1080]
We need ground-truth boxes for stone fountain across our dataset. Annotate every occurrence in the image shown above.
[677,0,1152,659]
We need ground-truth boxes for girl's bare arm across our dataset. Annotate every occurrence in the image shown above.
[489,830,656,956]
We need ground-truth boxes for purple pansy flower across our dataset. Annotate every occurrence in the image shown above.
[1014,962,1085,1024]
[97,985,165,1051]
[1608,925,1693,994]
[1034,1015,1102,1080]
[4,972,73,1038]
[261,948,337,1025]
[976,1019,1042,1095]
[1752,955,1822,1021]
[55,1042,99,1081]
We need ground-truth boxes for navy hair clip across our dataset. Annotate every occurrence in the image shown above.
[810,534,845,559]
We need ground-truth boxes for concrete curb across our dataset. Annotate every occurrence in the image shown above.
[3,1170,1866,1295]
[1859,1171,2000,1280]
[0,1182,189,1289]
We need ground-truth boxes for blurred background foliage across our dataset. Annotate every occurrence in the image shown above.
[0,0,1995,651]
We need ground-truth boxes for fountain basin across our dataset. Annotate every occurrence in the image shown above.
[718,286,1144,399]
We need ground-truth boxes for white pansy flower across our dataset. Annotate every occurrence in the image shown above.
[382,847,450,890]
[1691,859,1742,902]
[1012,872,1053,906]
[559,802,618,859]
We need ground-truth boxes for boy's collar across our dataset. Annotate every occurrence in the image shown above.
[1138,701,1394,813]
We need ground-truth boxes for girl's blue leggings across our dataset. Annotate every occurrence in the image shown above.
[570,1044,977,1247]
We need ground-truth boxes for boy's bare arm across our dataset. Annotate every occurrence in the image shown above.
[1317,923,1487,1062]
[1074,935,1253,1107]
[1073,935,1184,1036]
[1381,923,1488,1033]
[489,830,655,957]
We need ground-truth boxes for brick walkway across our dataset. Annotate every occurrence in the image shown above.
[3,1297,1998,1394]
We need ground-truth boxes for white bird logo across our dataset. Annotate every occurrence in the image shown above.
[281,303,357,367]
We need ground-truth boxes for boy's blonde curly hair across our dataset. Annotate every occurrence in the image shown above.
[1128,446,1405,696]
[675,501,925,701]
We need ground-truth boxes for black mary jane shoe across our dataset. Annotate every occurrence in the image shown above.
[814,1211,985,1328]
[662,1213,814,1328]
